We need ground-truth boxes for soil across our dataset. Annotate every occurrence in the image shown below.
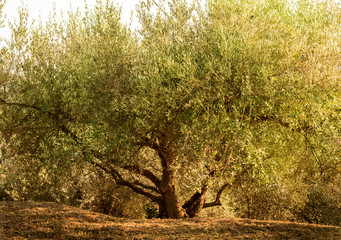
[1,201,340,239]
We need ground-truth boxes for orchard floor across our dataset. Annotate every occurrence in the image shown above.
[0,201,340,239]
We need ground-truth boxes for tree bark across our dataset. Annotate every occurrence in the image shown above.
[159,164,187,218]
[156,137,187,219]
[183,185,208,218]
[158,201,168,218]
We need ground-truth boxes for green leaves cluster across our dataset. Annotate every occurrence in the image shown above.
[0,0,340,221]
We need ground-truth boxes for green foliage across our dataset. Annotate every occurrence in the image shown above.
[78,168,147,218]
[0,152,147,218]
[0,0,340,222]
[293,183,341,226]
[0,0,5,39]
[145,202,160,219]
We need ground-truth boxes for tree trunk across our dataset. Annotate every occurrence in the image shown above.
[159,166,187,218]
[154,136,187,219]
[158,202,168,218]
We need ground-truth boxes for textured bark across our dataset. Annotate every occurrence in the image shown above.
[158,202,168,218]
[156,137,187,219]
[159,166,187,218]
[183,186,209,218]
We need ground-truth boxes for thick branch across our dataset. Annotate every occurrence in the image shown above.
[133,180,160,194]
[79,153,163,203]
[111,168,162,203]
[203,183,230,209]
[0,98,57,120]
[1,98,164,203]
[123,165,161,190]
[183,185,208,209]
[119,180,162,203]
[182,185,209,218]
[138,136,169,169]
[60,125,164,200]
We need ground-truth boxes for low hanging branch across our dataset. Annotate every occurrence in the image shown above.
[203,183,230,208]
[122,164,161,189]
[1,97,232,217]
[0,98,164,203]
[59,124,164,204]
[0,98,57,119]
[109,168,162,204]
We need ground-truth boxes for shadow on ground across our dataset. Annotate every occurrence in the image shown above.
[1,201,340,239]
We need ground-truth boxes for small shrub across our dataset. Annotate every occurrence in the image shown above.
[144,203,159,219]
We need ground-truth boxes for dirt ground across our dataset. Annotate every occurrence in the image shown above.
[0,201,340,239]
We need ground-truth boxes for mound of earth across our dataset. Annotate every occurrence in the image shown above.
[0,201,340,239]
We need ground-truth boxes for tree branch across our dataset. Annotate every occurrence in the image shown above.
[303,133,324,176]
[76,145,163,203]
[60,124,164,203]
[203,183,230,209]
[138,135,169,169]
[122,165,161,190]
[0,98,57,120]
[0,98,164,203]
[151,0,170,18]
[138,135,160,152]
[111,168,162,203]
[133,180,160,194]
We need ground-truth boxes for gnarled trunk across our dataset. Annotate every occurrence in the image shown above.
[102,135,229,219]
[159,162,187,218]
[156,137,188,218]
[157,156,210,218]
[153,140,223,218]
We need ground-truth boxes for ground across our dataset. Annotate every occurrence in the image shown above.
[0,201,340,239]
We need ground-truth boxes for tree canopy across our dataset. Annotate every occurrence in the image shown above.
[1,0,340,220]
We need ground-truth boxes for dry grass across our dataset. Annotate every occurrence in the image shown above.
[0,201,340,239]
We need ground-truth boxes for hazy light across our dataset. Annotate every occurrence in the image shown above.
[1,0,140,40]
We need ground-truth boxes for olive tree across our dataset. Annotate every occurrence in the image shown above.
[1,0,340,219]
[0,0,6,80]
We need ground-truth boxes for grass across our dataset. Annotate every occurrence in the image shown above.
[0,201,340,239]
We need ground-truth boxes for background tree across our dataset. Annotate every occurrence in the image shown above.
[0,0,340,221]
[0,0,7,92]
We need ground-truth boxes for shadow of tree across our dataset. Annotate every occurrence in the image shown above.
[1,201,340,240]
